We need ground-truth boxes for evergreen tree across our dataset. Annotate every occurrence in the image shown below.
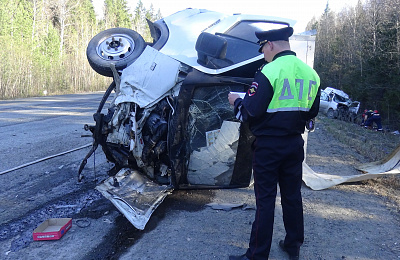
[132,0,146,35]
[104,0,131,28]
[313,0,400,129]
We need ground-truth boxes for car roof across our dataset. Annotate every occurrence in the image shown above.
[323,87,349,99]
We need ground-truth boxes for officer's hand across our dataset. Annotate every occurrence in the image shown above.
[228,93,240,105]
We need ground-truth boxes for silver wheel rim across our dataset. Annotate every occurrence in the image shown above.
[96,34,135,61]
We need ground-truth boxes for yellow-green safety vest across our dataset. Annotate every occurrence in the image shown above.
[261,55,320,113]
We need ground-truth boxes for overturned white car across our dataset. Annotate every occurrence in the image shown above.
[319,87,360,121]
[79,8,317,229]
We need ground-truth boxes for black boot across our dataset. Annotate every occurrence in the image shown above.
[279,240,300,260]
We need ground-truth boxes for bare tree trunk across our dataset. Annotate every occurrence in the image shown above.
[55,0,80,58]
[58,0,66,58]
[32,0,37,44]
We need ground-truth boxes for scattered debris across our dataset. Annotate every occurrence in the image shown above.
[206,202,255,211]
[75,218,91,228]
[242,204,256,210]
[103,219,113,224]
[54,205,78,209]
[0,144,91,176]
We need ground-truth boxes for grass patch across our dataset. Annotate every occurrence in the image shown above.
[317,114,400,211]
[317,115,400,161]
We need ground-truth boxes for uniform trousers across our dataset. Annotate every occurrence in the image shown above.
[365,115,382,130]
[245,134,304,259]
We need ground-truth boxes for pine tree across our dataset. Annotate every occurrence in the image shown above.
[104,0,131,28]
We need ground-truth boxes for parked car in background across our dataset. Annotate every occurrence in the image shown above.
[80,8,317,230]
[319,87,360,121]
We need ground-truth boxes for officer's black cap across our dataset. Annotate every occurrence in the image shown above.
[255,26,294,53]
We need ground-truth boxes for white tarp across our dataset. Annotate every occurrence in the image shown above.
[302,145,400,190]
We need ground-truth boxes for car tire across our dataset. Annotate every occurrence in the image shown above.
[327,108,335,119]
[87,28,146,77]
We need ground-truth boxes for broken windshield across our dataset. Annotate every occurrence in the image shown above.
[334,94,348,103]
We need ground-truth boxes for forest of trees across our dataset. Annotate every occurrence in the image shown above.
[1,0,399,129]
[0,0,161,99]
[310,0,400,129]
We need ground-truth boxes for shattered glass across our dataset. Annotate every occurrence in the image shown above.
[188,86,237,151]
[187,85,244,186]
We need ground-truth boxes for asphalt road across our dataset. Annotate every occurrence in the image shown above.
[0,92,115,258]
[1,93,399,260]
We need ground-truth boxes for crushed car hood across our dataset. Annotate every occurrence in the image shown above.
[96,168,172,230]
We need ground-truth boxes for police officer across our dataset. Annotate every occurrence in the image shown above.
[228,27,320,260]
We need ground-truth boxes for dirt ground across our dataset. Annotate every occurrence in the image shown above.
[299,118,400,259]
[1,94,400,260]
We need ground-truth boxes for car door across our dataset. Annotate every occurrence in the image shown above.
[319,91,330,113]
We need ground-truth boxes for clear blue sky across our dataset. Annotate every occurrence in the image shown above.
[93,0,363,32]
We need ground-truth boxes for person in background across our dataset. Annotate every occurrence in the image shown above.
[364,110,383,131]
[361,109,373,126]
[228,26,320,260]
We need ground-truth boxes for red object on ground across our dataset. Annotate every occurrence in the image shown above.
[33,218,72,241]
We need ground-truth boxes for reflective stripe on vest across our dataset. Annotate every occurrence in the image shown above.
[261,55,320,113]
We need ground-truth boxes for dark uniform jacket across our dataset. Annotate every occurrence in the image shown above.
[234,51,321,137]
